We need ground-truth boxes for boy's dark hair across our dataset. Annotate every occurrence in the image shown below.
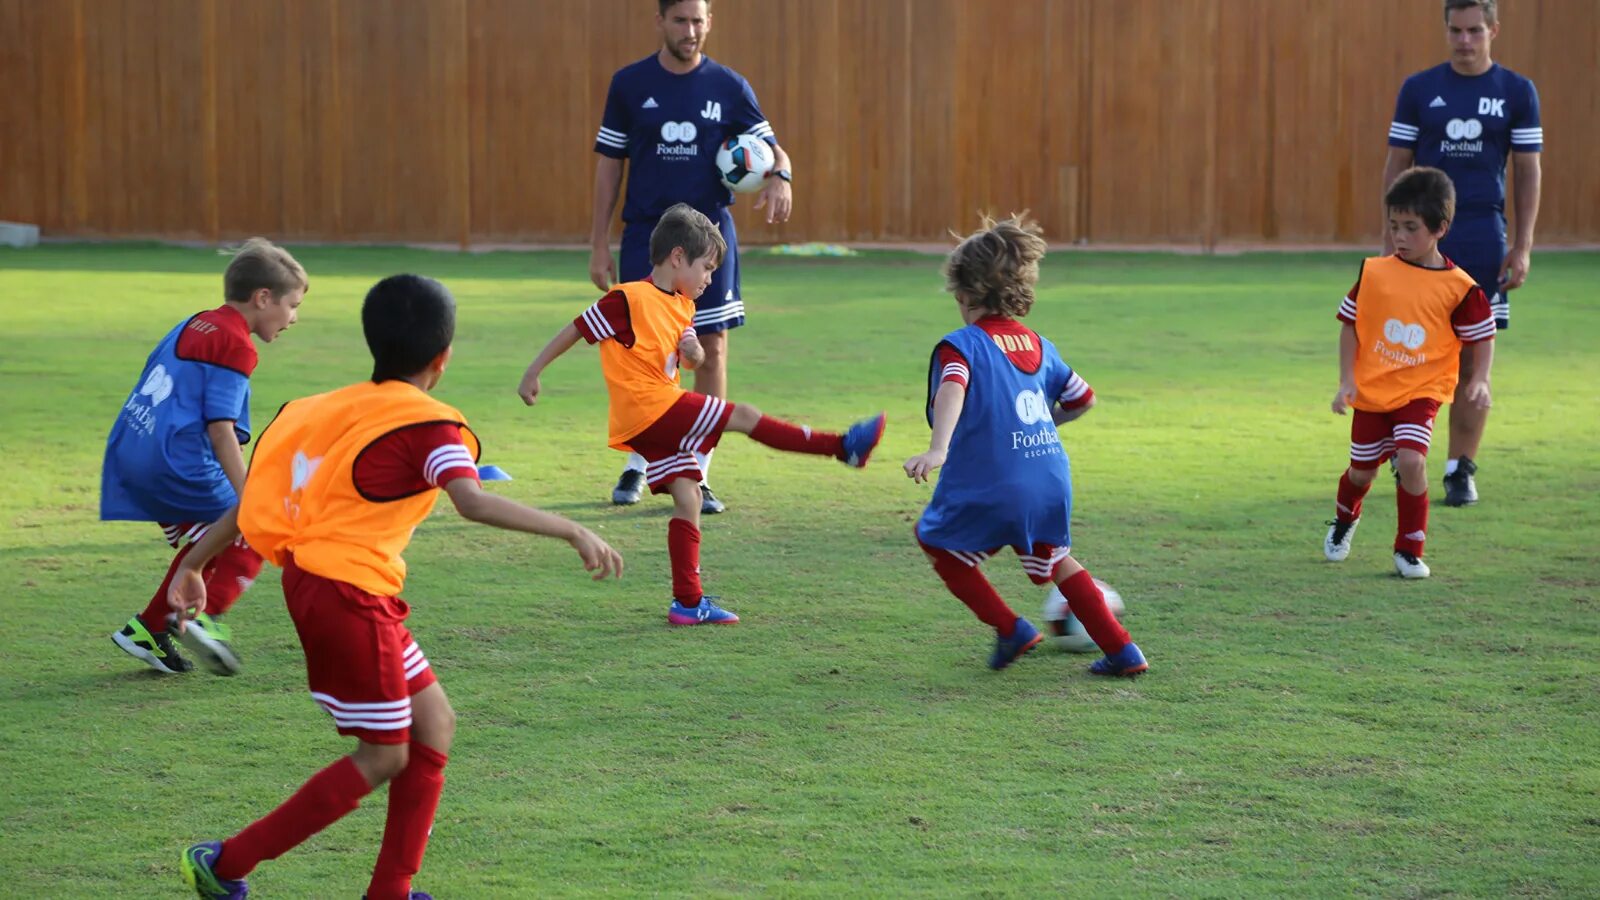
[649,203,727,267]
[362,275,456,382]
[659,0,710,14]
[224,237,308,302]
[943,214,1048,317]
[1444,0,1496,25]
[1385,166,1456,232]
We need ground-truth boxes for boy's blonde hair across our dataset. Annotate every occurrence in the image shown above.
[224,237,308,302]
[649,203,727,267]
[943,214,1047,317]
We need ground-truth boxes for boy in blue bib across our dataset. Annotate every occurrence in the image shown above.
[904,216,1147,677]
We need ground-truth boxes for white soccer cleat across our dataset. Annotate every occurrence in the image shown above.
[1393,551,1431,579]
[1324,519,1359,562]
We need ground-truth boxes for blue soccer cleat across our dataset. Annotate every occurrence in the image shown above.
[667,597,740,626]
[182,841,248,899]
[1088,642,1149,677]
[839,412,887,468]
[989,617,1044,670]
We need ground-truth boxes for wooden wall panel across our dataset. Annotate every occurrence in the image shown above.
[77,0,213,237]
[3,0,1596,245]
[1085,0,1219,243]
[213,0,345,239]
[0,0,86,232]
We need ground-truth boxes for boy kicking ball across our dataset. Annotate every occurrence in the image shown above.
[518,203,885,625]
[904,214,1146,677]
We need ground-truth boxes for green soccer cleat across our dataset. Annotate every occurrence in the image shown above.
[112,615,193,674]
[179,612,242,676]
[181,841,248,898]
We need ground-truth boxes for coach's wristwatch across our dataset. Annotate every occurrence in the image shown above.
[773,169,792,183]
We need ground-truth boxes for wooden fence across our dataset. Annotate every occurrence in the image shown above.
[2,0,1595,246]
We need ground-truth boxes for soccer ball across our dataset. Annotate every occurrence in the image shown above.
[1042,579,1126,653]
[715,134,775,193]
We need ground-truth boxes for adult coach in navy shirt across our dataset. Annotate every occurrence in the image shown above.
[589,0,794,514]
[1383,0,1541,507]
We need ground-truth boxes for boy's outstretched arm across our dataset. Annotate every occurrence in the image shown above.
[166,505,244,631]
[444,477,623,580]
[904,381,966,484]
[1332,323,1358,414]
[517,322,582,405]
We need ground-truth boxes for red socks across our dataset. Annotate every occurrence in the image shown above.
[367,742,449,900]
[138,541,198,631]
[1056,569,1130,656]
[215,756,372,879]
[138,540,263,630]
[1335,469,1371,523]
[1335,468,1427,556]
[668,517,703,604]
[920,541,1019,637]
[203,542,264,616]
[748,415,843,458]
[1395,486,1429,557]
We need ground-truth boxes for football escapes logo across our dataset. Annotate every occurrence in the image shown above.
[657,121,699,158]
[1010,388,1061,459]
[1375,318,1428,367]
[120,363,174,436]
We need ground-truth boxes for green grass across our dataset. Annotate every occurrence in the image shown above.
[1,243,1597,897]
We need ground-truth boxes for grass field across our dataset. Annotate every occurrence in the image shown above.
[1,243,1597,897]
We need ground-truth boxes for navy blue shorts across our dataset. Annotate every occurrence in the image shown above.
[620,207,745,334]
[1443,222,1509,330]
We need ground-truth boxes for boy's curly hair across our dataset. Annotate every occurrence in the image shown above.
[943,214,1047,317]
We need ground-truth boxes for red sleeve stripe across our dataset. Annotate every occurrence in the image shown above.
[1337,296,1357,322]
[1455,318,1497,342]
[940,361,969,385]
[580,303,615,342]
[423,444,477,487]
[1058,372,1091,404]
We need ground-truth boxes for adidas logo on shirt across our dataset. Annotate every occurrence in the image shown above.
[1429,96,1447,108]
[643,97,659,109]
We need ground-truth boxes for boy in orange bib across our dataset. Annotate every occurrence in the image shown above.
[1326,167,1495,578]
[167,274,622,900]
[518,203,886,625]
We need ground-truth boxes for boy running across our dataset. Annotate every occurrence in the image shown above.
[172,274,622,899]
[1327,166,1495,578]
[102,238,306,675]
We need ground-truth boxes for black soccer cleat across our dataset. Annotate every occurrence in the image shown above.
[612,468,645,506]
[112,616,194,674]
[1442,456,1478,507]
[700,483,726,515]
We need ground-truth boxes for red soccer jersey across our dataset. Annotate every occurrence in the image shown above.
[351,422,480,501]
[176,304,258,376]
[936,316,1094,410]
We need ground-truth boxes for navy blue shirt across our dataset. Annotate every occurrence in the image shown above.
[1387,62,1542,220]
[594,54,775,224]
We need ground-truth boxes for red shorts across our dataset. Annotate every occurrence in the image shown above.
[282,555,437,745]
[1349,397,1440,469]
[624,392,735,494]
[920,540,1072,586]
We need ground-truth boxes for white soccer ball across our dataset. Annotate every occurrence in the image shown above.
[715,134,776,193]
[1042,578,1125,653]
